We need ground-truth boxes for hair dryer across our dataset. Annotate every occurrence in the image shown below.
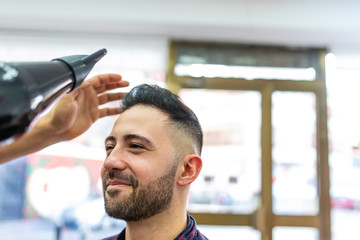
[0,48,107,142]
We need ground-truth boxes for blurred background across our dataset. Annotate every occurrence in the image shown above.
[1,0,360,239]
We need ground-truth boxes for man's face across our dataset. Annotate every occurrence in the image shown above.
[101,105,178,221]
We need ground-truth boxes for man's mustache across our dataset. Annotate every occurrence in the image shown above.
[103,171,139,189]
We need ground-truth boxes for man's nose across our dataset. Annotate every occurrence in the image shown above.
[103,147,128,172]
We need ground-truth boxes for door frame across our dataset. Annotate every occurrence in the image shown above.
[166,41,331,240]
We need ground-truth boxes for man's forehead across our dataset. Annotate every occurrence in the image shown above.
[111,105,170,138]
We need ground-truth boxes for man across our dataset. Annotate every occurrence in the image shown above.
[0,74,129,164]
[101,84,208,240]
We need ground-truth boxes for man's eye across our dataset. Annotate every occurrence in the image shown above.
[105,145,114,151]
[129,143,144,149]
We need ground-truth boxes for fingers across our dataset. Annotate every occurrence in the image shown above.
[99,107,122,118]
[93,73,122,84]
[98,92,127,105]
[94,81,129,95]
[91,74,129,94]
[81,74,130,119]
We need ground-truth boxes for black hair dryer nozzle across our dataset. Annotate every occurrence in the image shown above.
[0,48,107,142]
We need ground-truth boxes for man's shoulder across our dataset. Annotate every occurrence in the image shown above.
[101,231,124,240]
[101,228,125,240]
[196,231,209,240]
[101,235,118,240]
[190,228,209,240]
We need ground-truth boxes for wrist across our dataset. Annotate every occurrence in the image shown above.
[31,116,64,147]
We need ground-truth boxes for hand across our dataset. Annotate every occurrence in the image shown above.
[36,73,129,143]
[0,73,129,164]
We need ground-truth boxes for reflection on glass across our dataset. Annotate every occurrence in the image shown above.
[273,227,318,240]
[272,91,318,215]
[179,89,261,214]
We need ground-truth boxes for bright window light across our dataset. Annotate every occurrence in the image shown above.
[174,63,316,81]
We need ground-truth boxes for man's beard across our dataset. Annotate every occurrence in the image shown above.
[103,165,177,222]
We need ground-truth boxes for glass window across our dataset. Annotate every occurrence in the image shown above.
[179,89,261,214]
[273,227,318,240]
[327,65,360,240]
[272,91,318,215]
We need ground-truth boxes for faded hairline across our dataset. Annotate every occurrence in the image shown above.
[163,119,200,164]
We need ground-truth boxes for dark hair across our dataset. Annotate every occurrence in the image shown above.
[121,84,203,155]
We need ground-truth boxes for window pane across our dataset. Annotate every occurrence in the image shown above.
[179,89,261,214]
[175,64,316,81]
[272,91,318,215]
[327,68,360,240]
[273,227,318,240]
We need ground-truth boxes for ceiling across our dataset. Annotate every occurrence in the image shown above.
[0,0,359,55]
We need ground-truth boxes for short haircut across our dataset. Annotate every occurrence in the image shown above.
[121,84,203,155]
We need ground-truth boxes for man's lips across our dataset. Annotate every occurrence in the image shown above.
[106,179,132,190]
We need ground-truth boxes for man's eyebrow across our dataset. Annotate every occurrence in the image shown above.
[105,136,116,144]
[123,134,155,147]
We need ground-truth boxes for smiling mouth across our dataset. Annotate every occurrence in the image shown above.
[104,171,139,192]
[106,180,132,191]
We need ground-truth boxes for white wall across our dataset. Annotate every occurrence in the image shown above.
[1,0,360,52]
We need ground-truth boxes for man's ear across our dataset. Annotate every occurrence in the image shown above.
[177,154,202,186]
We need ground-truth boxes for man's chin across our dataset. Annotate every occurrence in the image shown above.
[106,189,121,198]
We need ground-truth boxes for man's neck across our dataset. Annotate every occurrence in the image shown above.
[124,208,187,240]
